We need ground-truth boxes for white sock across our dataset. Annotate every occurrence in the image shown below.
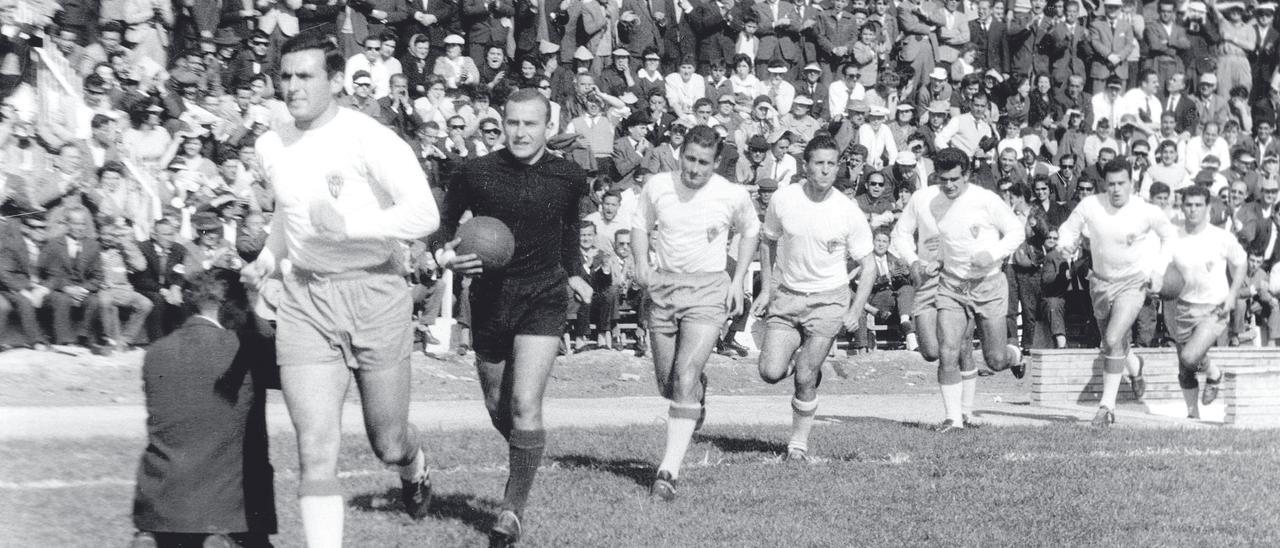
[1100,372,1123,410]
[398,447,425,482]
[659,410,700,479]
[1182,388,1201,418]
[300,495,344,548]
[961,371,978,417]
[788,397,818,453]
[941,383,964,425]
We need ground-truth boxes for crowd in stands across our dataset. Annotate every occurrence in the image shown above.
[2,0,1280,356]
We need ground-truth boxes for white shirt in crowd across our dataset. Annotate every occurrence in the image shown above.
[344,54,400,99]
[665,72,706,118]
[256,108,440,273]
[632,171,760,274]
[763,183,874,293]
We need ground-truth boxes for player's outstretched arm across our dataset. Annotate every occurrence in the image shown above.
[891,196,921,265]
[752,239,777,317]
[1149,205,1178,286]
[1223,239,1248,317]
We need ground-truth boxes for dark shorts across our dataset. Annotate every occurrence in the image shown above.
[470,269,569,363]
[276,270,412,371]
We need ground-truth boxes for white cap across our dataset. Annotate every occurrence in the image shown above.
[444,34,465,45]
[930,67,948,80]
[895,151,917,165]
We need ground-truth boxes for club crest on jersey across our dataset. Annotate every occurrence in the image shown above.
[969,224,981,238]
[327,171,344,198]
[707,227,720,242]
[1205,261,1213,272]
[826,238,843,253]
[1126,233,1138,246]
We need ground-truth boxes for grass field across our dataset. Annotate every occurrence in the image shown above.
[3,422,1278,547]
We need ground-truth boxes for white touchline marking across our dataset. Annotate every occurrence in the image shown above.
[5,447,1278,490]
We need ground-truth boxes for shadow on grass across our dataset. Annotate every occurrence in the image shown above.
[696,432,788,456]
[814,415,907,429]
[349,487,498,535]
[549,454,654,489]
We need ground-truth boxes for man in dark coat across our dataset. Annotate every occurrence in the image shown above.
[130,270,277,548]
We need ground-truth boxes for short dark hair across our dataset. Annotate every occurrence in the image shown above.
[1180,183,1211,204]
[504,88,552,122]
[933,147,972,175]
[1006,182,1033,200]
[603,190,623,202]
[99,21,124,35]
[1102,157,1131,177]
[280,31,345,77]
[91,113,114,129]
[1149,181,1171,197]
[680,125,724,156]
[803,135,840,162]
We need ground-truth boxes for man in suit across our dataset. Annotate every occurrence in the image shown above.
[133,219,188,343]
[854,230,917,352]
[754,0,802,79]
[969,0,1009,75]
[1143,0,1189,88]
[463,0,515,62]
[0,216,49,349]
[1252,3,1279,96]
[1009,0,1052,78]
[612,112,650,189]
[1239,178,1280,263]
[1087,0,1136,93]
[1163,72,1200,135]
[687,0,736,70]
[130,270,276,548]
[39,207,102,348]
[403,0,461,66]
[1045,0,1087,88]
[897,0,944,96]
[816,0,859,78]
[620,0,666,58]
[96,221,153,353]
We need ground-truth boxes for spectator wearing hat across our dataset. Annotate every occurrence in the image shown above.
[734,95,778,152]
[1196,74,1232,128]
[184,211,243,279]
[1087,0,1136,92]
[0,215,52,349]
[433,34,481,89]
[859,104,900,170]
[969,0,1010,76]
[1088,75,1127,133]
[793,63,827,119]
[613,112,652,189]
[632,48,666,98]
[778,94,820,151]
[566,94,618,175]
[339,69,387,120]
[763,59,796,113]
[914,67,953,120]
[736,134,775,186]
[753,0,802,80]
[816,0,859,76]
[598,47,636,96]
[642,118,688,176]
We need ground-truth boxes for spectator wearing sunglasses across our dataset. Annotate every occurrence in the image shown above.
[338,70,385,120]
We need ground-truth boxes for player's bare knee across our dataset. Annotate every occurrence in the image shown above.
[1178,365,1199,389]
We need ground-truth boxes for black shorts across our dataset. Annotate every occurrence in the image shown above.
[470,268,569,362]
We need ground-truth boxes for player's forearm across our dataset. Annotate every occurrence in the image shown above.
[759,239,776,294]
[890,212,920,264]
[1227,262,1246,306]
[731,230,760,285]
[346,191,441,241]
